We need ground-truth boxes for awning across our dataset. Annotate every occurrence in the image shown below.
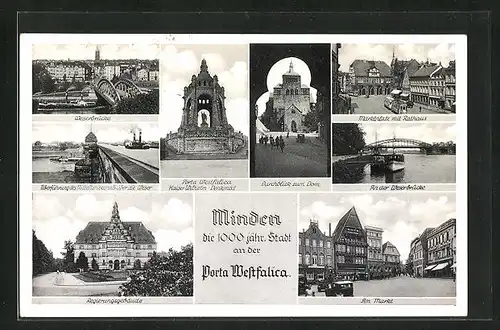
[424,264,436,271]
[432,262,449,271]
[401,93,410,97]
[390,90,402,95]
[450,264,456,268]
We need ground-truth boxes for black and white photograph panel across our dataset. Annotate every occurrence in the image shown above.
[333,43,456,115]
[159,45,249,178]
[32,44,160,114]
[298,193,456,297]
[32,123,160,184]
[32,193,193,297]
[251,44,331,178]
[332,123,456,184]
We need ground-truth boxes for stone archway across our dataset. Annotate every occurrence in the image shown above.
[113,259,120,270]
[369,87,375,95]
[120,260,126,269]
[360,88,366,96]
[291,120,297,132]
[108,260,113,270]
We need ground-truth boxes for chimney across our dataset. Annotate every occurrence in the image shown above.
[329,223,332,236]
[139,131,142,143]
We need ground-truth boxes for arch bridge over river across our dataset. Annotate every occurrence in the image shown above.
[363,138,433,154]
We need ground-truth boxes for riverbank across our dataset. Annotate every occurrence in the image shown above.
[333,154,372,183]
[33,171,78,183]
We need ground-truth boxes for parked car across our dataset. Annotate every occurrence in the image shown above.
[317,278,327,292]
[296,133,305,143]
[325,281,354,297]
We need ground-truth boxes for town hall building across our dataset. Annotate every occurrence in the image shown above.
[74,201,157,270]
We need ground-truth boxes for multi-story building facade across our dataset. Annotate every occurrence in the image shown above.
[45,61,91,82]
[409,63,443,107]
[412,237,423,277]
[74,201,157,270]
[332,207,369,280]
[444,61,456,111]
[426,218,456,278]
[382,241,401,276]
[298,220,335,283]
[365,225,384,279]
[348,60,392,96]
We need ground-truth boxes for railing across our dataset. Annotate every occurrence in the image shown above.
[97,145,159,183]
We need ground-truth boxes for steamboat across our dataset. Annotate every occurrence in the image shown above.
[124,131,150,149]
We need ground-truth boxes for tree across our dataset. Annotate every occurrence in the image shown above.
[120,244,193,296]
[303,107,319,132]
[405,258,414,276]
[112,89,159,114]
[32,63,55,94]
[91,258,99,271]
[61,240,76,272]
[58,142,69,151]
[333,123,366,155]
[32,230,56,276]
[133,259,142,270]
[76,252,89,272]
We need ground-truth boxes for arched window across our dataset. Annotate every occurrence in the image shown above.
[312,253,318,265]
[327,255,332,266]
[305,253,310,265]
[295,88,299,95]
[319,254,325,265]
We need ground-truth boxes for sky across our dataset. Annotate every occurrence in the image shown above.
[357,123,456,145]
[338,43,456,72]
[159,44,249,136]
[299,193,456,263]
[255,57,318,117]
[32,193,193,258]
[32,44,160,60]
[32,123,161,144]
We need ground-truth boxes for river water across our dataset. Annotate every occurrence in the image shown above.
[333,154,456,184]
[32,157,76,172]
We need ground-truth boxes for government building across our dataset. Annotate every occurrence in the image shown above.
[347,59,393,96]
[74,201,157,270]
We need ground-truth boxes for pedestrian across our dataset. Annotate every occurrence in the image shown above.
[287,131,289,138]
[419,106,422,113]
[280,136,285,153]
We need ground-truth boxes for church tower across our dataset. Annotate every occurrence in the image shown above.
[95,46,101,61]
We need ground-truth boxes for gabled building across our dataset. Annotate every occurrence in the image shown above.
[73,201,157,270]
[382,241,401,276]
[426,218,456,278]
[365,225,384,279]
[348,60,392,96]
[298,220,335,283]
[409,63,443,108]
[444,61,456,111]
[332,207,369,280]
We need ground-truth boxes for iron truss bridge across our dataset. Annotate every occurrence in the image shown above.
[93,78,146,106]
[363,138,432,151]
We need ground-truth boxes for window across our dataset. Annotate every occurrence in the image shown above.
[312,239,317,247]
[327,241,331,249]
[319,254,324,265]
[147,253,153,257]
[305,253,311,265]
[91,253,97,258]
[327,255,332,266]
[298,254,302,264]
[136,252,140,257]
[295,89,299,95]
[312,254,318,265]
[102,260,105,265]
[148,245,152,249]
[305,238,310,246]
[320,240,324,248]
[101,252,106,257]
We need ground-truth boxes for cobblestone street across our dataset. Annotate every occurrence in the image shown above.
[349,95,452,115]
[302,276,456,297]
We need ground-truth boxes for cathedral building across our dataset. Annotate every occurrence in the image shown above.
[73,201,157,270]
[271,60,311,132]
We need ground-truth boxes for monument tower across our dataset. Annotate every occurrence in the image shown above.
[164,59,246,156]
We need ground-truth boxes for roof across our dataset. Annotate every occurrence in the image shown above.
[85,132,97,143]
[350,60,391,77]
[382,241,400,256]
[75,221,156,244]
[332,206,365,242]
[412,64,441,78]
[286,104,303,114]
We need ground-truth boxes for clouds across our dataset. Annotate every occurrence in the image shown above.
[160,45,249,135]
[299,193,456,262]
[338,43,456,72]
[32,44,160,60]
[32,193,193,258]
[360,123,456,144]
[32,123,160,143]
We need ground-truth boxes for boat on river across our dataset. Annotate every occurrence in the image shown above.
[385,153,405,172]
[49,156,84,163]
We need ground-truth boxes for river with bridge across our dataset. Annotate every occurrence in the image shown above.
[333,153,456,184]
